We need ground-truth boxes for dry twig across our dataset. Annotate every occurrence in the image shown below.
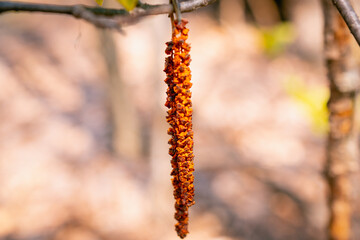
[0,0,215,30]
[332,0,360,46]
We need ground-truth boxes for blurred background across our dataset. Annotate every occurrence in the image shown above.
[0,0,360,239]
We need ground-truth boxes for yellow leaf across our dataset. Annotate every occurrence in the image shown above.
[116,0,138,11]
[284,76,329,135]
[95,0,104,6]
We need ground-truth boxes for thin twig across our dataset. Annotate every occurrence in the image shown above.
[72,5,123,32]
[171,0,182,23]
[0,0,216,30]
[332,0,360,46]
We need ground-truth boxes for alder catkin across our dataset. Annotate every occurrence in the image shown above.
[164,19,194,239]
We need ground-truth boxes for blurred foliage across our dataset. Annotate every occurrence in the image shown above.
[95,0,138,11]
[259,23,295,57]
[284,76,329,135]
[95,0,104,5]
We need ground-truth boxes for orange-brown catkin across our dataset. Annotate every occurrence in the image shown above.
[164,19,194,239]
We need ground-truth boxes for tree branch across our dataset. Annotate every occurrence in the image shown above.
[332,0,360,46]
[0,0,216,31]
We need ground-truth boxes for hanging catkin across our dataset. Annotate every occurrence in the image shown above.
[164,19,194,239]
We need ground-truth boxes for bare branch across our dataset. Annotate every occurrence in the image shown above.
[72,5,123,32]
[0,0,216,30]
[332,0,360,46]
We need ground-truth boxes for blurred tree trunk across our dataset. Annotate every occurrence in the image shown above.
[213,0,288,26]
[244,0,280,26]
[218,0,245,24]
[98,0,141,158]
[99,29,141,158]
[322,1,360,239]
[273,0,289,21]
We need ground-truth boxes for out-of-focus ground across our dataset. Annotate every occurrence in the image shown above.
[0,0,360,239]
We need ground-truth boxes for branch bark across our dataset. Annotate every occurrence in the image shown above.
[332,0,360,46]
[322,0,360,239]
[0,0,216,30]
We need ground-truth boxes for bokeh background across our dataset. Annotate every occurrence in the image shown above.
[0,0,360,239]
